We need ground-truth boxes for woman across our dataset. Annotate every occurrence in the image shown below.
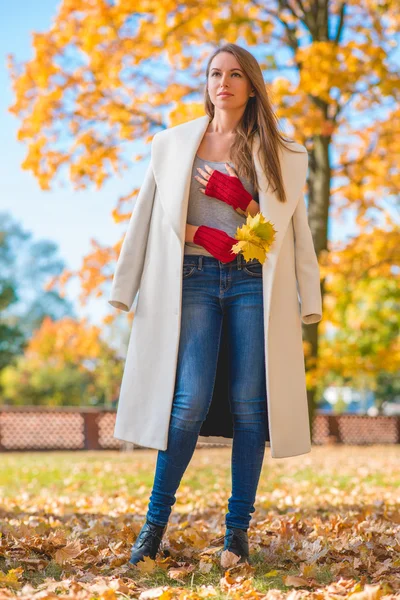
[108,43,322,567]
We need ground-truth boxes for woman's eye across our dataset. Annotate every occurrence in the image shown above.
[211,72,241,77]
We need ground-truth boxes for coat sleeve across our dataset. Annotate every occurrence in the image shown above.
[292,191,323,325]
[108,158,156,312]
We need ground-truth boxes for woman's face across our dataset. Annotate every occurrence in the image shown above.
[207,52,254,111]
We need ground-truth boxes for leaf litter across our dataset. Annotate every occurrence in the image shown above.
[0,445,400,598]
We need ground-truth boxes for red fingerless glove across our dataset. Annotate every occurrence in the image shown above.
[205,170,253,212]
[193,225,237,263]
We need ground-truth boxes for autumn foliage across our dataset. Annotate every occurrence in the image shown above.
[6,0,400,401]
[1,445,400,596]
[0,316,123,406]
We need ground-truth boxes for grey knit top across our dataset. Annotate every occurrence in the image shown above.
[184,154,259,256]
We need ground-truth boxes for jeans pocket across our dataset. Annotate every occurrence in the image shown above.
[243,261,263,278]
[183,264,197,279]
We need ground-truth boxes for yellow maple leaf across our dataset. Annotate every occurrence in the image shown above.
[133,554,156,573]
[231,212,277,264]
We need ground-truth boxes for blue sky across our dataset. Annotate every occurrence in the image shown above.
[1,2,387,328]
[0,1,150,326]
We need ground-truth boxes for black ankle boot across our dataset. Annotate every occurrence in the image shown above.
[129,519,168,566]
[222,527,249,562]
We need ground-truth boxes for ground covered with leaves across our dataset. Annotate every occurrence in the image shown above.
[0,444,400,599]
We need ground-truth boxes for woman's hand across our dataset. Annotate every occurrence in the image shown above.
[194,164,253,213]
[193,225,237,263]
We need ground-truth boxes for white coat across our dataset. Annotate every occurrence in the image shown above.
[108,114,323,458]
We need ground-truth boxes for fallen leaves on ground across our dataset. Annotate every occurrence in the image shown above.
[0,445,400,598]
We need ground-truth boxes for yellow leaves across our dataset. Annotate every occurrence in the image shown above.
[314,220,400,385]
[81,31,103,54]
[134,555,157,573]
[2,448,400,595]
[271,79,329,139]
[108,104,135,127]
[169,103,205,127]
[349,585,385,600]
[111,199,134,225]
[178,526,210,550]
[30,32,60,89]
[0,567,24,590]
[271,76,293,97]
[51,18,79,47]
[69,137,121,191]
[296,39,392,106]
[26,315,103,366]
[297,42,343,104]
[265,569,279,577]
[320,222,399,284]
[7,0,399,199]
[332,108,400,207]
[0,314,124,405]
[6,0,399,374]
[231,212,277,264]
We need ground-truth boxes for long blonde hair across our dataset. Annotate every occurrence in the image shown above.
[204,43,303,203]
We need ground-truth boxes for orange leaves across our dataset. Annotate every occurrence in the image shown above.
[26,315,103,367]
[0,314,124,405]
[6,0,399,395]
[54,539,83,566]
[167,563,196,580]
[46,237,117,309]
[220,567,257,592]
[1,447,400,596]
[111,188,140,224]
[282,574,313,587]
[68,133,122,191]
[7,0,399,195]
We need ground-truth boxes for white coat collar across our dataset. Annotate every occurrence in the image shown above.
[151,114,308,267]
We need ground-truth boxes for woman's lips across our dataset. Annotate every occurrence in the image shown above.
[218,93,233,96]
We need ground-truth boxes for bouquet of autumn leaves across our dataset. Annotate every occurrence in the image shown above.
[194,162,277,264]
[231,211,277,264]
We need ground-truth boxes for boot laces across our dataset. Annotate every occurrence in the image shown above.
[137,524,165,547]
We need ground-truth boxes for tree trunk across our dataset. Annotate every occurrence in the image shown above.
[304,134,330,434]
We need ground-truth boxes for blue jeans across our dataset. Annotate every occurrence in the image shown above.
[146,253,267,531]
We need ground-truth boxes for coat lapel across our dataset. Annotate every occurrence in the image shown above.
[151,114,308,268]
[152,115,211,246]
